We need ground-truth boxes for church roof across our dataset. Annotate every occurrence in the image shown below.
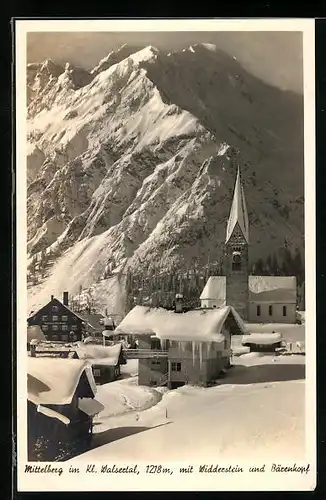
[248,276,297,303]
[226,166,249,244]
[200,276,226,305]
[200,275,297,304]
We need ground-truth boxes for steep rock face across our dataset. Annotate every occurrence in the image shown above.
[26,44,304,313]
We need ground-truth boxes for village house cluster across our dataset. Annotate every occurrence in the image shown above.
[26,166,299,459]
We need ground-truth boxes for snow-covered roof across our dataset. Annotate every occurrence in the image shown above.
[79,313,104,331]
[115,305,246,342]
[27,357,97,406]
[242,333,282,345]
[248,276,297,303]
[226,166,249,244]
[76,343,122,367]
[27,325,46,343]
[200,276,226,302]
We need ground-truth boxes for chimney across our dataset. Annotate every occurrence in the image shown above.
[51,295,54,301]
[63,291,69,306]
[175,293,184,313]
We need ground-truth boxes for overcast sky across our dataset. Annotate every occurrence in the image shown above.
[27,31,303,94]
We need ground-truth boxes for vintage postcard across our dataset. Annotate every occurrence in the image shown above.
[15,18,316,491]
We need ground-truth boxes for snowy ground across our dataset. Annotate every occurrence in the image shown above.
[73,342,305,462]
[92,360,164,435]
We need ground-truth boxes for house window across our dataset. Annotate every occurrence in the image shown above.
[151,360,161,370]
[151,338,161,350]
[42,325,48,331]
[51,334,58,340]
[71,325,78,331]
[62,324,68,331]
[52,306,59,312]
[256,305,261,317]
[52,324,58,331]
[52,315,58,321]
[61,315,68,321]
[269,305,273,316]
[283,306,287,317]
[171,362,181,372]
[41,315,48,321]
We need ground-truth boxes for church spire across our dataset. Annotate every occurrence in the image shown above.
[225,165,249,244]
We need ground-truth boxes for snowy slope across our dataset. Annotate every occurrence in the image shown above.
[73,354,305,462]
[26,44,304,313]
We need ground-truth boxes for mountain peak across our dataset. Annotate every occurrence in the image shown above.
[129,45,160,64]
[91,43,150,76]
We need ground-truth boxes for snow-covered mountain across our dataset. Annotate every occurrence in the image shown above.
[26,43,304,314]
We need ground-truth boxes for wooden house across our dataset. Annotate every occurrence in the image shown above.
[27,357,104,461]
[115,305,246,388]
[27,292,87,342]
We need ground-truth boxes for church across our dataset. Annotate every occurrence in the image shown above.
[200,167,297,324]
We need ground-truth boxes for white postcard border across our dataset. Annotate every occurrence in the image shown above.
[15,18,316,492]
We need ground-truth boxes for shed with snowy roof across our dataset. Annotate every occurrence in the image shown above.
[27,357,104,461]
[76,343,125,384]
[116,305,246,388]
[241,332,283,352]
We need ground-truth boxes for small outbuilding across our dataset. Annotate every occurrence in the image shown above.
[27,357,104,461]
[27,325,46,350]
[76,343,125,384]
[241,332,283,353]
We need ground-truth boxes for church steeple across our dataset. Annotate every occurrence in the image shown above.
[224,165,249,320]
[226,165,249,244]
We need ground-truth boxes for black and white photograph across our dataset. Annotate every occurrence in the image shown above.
[15,19,316,492]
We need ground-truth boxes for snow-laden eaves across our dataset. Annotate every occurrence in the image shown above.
[242,332,282,345]
[76,343,122,367]
[115,305,246,342]
[27,357,97,406]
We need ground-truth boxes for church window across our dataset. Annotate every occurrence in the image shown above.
[256,305,261,317]
[269,305,273,316]
[283,306,287,317]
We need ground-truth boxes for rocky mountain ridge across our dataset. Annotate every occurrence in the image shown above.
[26,43,304,314]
